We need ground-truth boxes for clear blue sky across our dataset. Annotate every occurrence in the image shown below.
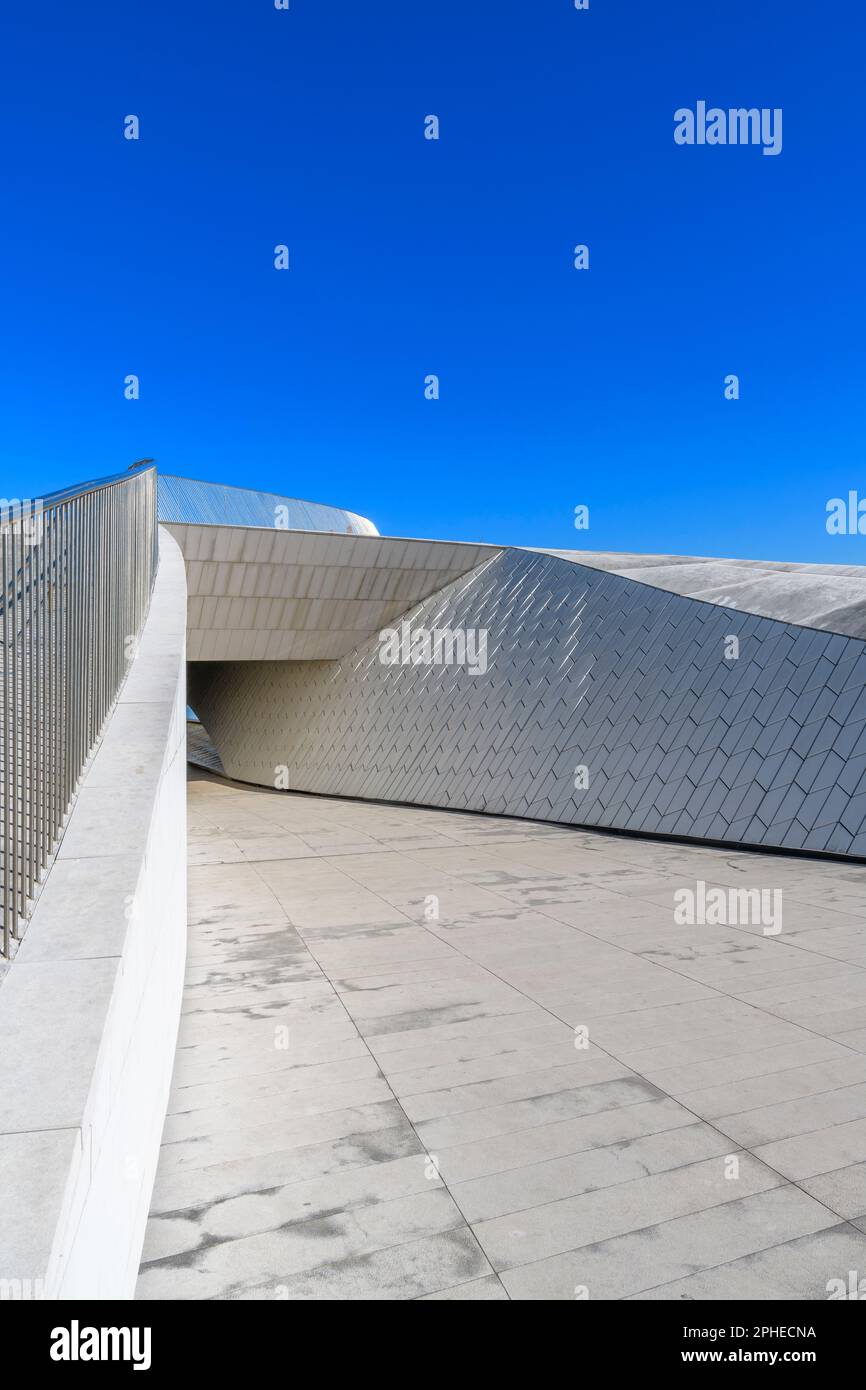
[3,1,864,561]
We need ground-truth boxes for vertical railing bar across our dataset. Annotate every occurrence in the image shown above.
[10,515,20,928]
[0,467,158,952]
[2,519,9,956]
[33,498,41,887]
[22,505,30,919]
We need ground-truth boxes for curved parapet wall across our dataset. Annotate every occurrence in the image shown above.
[0,527,187,1299]
[189,547,866,858]
[157,473,379,536]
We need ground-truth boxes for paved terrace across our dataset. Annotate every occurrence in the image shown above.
[138,768,866,1300]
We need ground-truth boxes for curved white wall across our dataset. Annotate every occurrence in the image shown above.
[0,527,187,1300]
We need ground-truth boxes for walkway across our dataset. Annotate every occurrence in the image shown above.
[137,768,866,1299]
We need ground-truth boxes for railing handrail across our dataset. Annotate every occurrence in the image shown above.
[7,463,156,512]
[0,467,158,621]
[1,465,159,956]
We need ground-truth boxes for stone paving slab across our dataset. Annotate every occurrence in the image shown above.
[137,769,866,1300]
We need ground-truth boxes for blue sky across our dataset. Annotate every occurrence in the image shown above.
[2,1,863,561]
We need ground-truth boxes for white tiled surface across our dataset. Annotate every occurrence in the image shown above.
[167,525,499,660]
[138,770,866,1301]
[190,546,866,856]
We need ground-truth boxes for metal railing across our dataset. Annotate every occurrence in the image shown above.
[0,465,158,956]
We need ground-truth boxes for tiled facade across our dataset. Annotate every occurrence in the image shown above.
[189,548,866,858]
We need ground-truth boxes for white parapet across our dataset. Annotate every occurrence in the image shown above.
[0,526,188,1301]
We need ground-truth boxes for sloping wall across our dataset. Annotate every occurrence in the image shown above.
[189,548,866,858]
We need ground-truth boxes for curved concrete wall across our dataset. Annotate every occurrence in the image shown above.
[190,547,866,858]
[0,528,187,1300]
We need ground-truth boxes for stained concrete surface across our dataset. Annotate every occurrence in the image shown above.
[138,768,866,1300]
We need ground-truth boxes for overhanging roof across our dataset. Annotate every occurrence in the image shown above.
[165,522,500,660]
